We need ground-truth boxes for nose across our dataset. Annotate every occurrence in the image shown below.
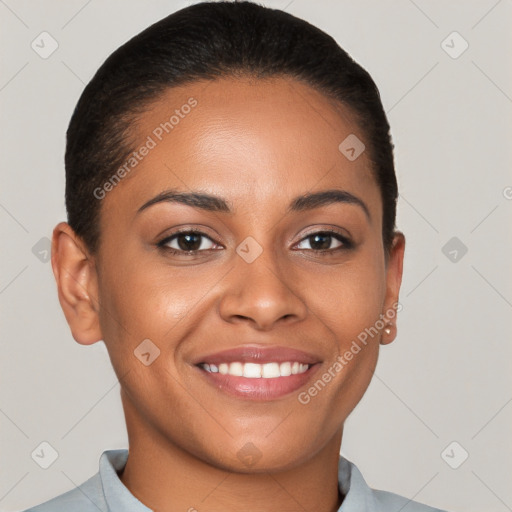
[218,246,308,331]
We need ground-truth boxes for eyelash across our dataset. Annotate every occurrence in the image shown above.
[156,228,354,257]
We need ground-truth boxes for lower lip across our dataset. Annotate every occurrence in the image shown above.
[195,364,320,401]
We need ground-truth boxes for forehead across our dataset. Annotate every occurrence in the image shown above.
[102,76,381,220]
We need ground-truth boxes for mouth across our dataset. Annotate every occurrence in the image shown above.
[200,361,311,378]
[192,345,321,401]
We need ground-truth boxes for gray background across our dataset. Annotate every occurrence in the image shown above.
[1,1,511,511]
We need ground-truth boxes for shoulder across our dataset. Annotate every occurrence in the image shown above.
[372,488,449,512]
[19,472,108,512]
[339,455,451,512]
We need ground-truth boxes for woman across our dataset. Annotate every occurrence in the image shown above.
[23,1,450,511]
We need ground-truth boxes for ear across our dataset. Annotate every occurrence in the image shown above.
[51,222,102,345]
[380,231,405,345]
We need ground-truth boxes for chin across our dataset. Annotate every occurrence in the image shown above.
[200,436,316,475]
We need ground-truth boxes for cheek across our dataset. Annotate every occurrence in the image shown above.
[296,262,384,421]
[298,249,385,386]
[304,254,386,342]
[96,255,218,354]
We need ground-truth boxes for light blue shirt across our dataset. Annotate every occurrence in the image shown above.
[21,449,448,511]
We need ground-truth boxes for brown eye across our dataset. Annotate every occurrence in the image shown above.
[158,230,218,253]
[295,231,352,252]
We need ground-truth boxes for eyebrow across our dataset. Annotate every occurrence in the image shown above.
[137,188,371,221]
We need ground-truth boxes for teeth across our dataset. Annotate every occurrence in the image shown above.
[230,362,244,377]
[243,363,261,378]
[280,362,292,377]
[202,361,310,378]
[262,362,280,378]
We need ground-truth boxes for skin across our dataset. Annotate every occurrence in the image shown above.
[52,76,405,512]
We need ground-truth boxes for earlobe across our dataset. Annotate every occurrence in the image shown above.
[51,222,103,345]
[381,232,405,345]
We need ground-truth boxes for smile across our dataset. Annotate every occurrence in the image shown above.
[200,361,310,378]
[192,344,321,400]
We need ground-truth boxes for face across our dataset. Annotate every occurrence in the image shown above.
[54,76,404,473]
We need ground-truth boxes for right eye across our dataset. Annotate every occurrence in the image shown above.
[157,230,221,255]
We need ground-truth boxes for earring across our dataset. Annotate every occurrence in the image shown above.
[383,322,393,336]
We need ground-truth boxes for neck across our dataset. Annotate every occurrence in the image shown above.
[119,417,344,512]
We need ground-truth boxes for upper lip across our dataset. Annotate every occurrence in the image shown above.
[192,344,321,366]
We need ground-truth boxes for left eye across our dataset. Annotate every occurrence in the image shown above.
[295,232,347,251]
